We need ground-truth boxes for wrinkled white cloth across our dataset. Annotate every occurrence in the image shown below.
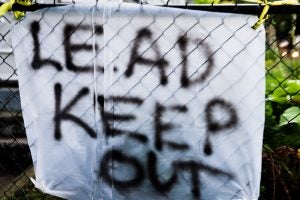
[12,2,265,200]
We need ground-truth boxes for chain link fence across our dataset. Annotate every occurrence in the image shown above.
[262,13,300,200]
[0,12,34,199]
[0,2,299,200]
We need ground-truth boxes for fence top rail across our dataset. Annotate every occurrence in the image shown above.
[1,2,300,15]
[165,4,300,15]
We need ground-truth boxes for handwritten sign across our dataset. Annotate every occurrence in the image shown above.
[12,3,265,200]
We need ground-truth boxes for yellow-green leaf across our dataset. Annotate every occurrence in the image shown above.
[279,106,300,126]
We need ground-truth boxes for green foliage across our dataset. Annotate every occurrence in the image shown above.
[279,106,300,126]
[266,47,300,133]
[263,27,300,199]
[267,80,300,104]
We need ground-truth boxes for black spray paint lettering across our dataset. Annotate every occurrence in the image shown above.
[177,35,214,88]
[100,149,145,189]
[203,98,238,155]
[97,95,148,143]
[125,29,215,88]
[31,22,215,88]
[50,86,238,197]
[97,97,237,198]
[31,21,63,71]
[147,151,177,193]
[173,160,234,199]
[97,95,190,150]
[31,21,103,72]
[154,103,189,151]
[125,28,169,85]
[64,24,103,73]
[100,149,233,199]
[34,20,239,197]
[53,83,96,140]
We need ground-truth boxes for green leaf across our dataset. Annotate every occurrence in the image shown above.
[265,49,279,61]
[265,101,274,118]
[268,87,288,104]
[266,76,280,93]
[267,79,300,105]
[285,80,300,94]
[279,106,300,126]
[291,95,300,104]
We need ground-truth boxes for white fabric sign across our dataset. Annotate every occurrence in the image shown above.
[12,3,265,200]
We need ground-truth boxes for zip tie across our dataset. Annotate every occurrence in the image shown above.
[252,0,297,29]
[14,0,32,20]
[0,0,32,20]
[0,0,14,18]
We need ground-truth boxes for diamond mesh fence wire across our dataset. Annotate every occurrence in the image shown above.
[0,2,299,200]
